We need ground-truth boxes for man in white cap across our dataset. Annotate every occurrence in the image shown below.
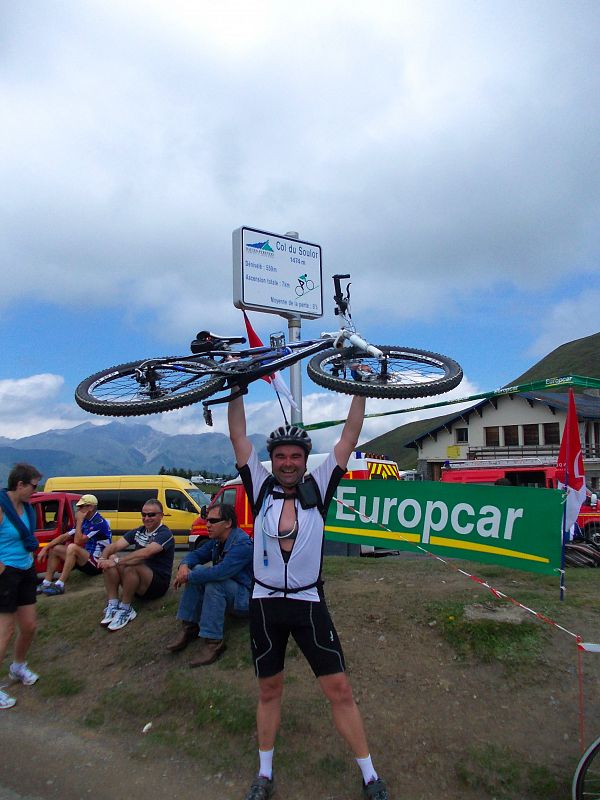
[36,494,112,595]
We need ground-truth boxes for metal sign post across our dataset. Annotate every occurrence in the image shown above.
[285,231,302,424]
[232,226,324,423]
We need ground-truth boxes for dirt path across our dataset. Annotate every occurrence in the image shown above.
[0,709,242,800]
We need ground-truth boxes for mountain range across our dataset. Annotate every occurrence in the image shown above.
[0,421,269,486]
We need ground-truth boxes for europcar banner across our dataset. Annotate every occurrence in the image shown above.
[325,480,563,575]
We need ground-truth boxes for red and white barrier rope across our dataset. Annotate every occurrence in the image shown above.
[332,495,599,751]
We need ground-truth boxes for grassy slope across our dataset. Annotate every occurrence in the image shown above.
[17,557,600,800]
[509,331,600,386]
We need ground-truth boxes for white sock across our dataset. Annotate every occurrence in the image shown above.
[356,755,378,784]
[108,599,119,608]
[120,603,131,612]
[258,748,274,779]
[41,579,51,587]
[55,580,64,588]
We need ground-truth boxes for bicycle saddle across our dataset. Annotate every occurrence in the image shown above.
[190,331,246,354]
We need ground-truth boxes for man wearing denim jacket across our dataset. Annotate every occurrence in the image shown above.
[166,503,252,666]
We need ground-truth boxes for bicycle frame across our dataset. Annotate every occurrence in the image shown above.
[74,271,463,420]
[134,274,378,422]
[135,336,332,384]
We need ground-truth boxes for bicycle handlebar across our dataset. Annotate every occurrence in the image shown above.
[332,273,351,316]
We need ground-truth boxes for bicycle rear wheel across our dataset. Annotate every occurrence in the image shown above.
[573,736,600,799]
[307,345,462,399]
[75,358,226,416]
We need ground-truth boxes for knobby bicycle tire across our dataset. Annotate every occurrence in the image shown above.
[573,735,600,799]
[75,358,226,416]
[307,345,463,399]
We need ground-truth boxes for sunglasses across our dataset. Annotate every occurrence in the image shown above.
[141,511,159,518]
[29,483,39,491]
[206,517,224,524]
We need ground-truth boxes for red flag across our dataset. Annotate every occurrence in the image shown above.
[242,311,299,410]
[556,388,586,535]
[242,311,265,351]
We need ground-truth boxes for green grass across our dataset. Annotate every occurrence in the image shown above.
[100,683,166,718]
[456,743,570,799]
[193,685,256,734]
[426,600,545,664]
[35,596,101,644]
[83,706,105,728]
[38,667,86,698]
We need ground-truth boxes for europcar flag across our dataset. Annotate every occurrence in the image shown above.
[556,389,587,537]
[242,311,299,411]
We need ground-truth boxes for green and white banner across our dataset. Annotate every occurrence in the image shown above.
[325,480,564,575]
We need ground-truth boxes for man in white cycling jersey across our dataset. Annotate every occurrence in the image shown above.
[228,393,389,800]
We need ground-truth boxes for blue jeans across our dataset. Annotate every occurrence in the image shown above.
[176,577,249,640]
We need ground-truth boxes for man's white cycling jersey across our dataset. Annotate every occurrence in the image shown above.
[239,447,344,602]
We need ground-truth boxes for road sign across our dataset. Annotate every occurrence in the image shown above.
[232,226,323,319]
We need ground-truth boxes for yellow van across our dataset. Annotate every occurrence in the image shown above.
[43,475,211,547]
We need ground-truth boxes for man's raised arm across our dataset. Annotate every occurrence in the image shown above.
[228,393,253,468]
[333,395,366,470]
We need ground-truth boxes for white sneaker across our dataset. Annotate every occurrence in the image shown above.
[0,689,16,709]
[108,606,137,631]
[9,663,39,685]
[100,604,120,626]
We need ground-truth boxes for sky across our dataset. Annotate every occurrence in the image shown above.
[1,0,599,452]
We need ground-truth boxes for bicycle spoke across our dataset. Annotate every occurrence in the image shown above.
[90,367,210,403]
[76,358,225,416]
[335,355,450,386]
[307,345,462,399]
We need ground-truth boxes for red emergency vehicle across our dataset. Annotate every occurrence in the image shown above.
[441,459,600,543]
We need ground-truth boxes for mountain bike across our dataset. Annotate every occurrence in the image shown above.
[573,735,600,799]
[75,274,463,424]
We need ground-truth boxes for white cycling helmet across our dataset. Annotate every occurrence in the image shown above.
[267,425,312,456]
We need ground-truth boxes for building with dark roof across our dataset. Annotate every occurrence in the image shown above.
[405,391,600,487]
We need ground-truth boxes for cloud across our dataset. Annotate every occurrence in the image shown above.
[0,375,90,438]
[529,290,600,358]
[2,0,600,345]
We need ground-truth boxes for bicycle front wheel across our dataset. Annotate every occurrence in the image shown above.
[573,736,600,799]
[75,358,226,416]
[307,345,463,399]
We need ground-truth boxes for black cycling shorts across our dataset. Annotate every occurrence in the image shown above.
[250,597,345,679]
[0,564,37,613]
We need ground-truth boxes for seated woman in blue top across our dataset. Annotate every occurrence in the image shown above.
[0,462,43,709]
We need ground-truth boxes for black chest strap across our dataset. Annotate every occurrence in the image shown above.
[253,474,325,519]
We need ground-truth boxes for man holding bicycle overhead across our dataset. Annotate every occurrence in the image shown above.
[228,394,389,800]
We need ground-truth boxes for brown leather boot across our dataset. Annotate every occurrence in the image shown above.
[189,639,226,667]
[166,621,200,653]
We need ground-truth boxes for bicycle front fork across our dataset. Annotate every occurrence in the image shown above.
[201,385,248,426]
